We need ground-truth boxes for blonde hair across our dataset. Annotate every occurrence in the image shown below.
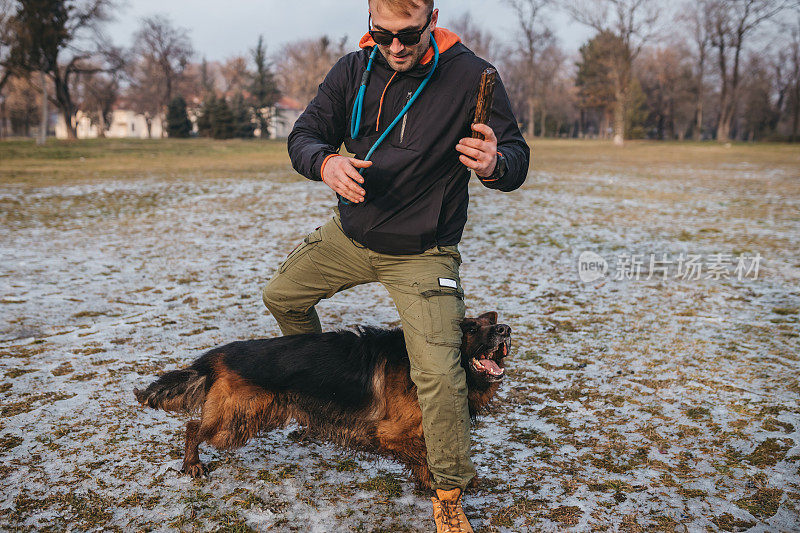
[369,0,433,17]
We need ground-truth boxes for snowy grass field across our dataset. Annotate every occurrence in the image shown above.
[1,138,798,531]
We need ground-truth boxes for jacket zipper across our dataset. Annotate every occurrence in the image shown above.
[400,91,412,143]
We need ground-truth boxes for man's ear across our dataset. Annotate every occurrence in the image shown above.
[477,311,498,324]
[430,8,438,31]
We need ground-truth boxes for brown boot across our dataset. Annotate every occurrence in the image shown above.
[431,488,474,533]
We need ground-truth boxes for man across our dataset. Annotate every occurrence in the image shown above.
[262,0,529,530]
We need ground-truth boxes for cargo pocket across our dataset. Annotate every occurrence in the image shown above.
[278,227,323,274]
[419,280,466,347]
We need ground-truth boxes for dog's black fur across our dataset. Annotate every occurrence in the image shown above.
[135,312,511,486]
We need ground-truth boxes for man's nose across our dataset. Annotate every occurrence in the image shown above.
[389,37,405,54]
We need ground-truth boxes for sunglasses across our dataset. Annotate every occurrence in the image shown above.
[368,10,433,46]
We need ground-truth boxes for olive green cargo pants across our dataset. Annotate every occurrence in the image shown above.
[261,209,475,491]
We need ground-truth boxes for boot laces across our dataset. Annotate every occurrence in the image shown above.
[439,498,465,532]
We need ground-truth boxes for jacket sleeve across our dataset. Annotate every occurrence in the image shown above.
[474,70,530,192]
[287,56,352,182]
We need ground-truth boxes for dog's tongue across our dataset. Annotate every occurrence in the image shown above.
[482,358,502,373]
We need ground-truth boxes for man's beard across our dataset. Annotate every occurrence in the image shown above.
[386,52,416,72]
[378,37,429,72]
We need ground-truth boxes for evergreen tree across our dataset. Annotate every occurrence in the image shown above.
[200,57,214,95]
[196,93,215,137]
[230,91,254,138]
[575,32,618,116]
[211,97,234,139]
[626,78,647,139]
[166,95,192,137]
[249,35,280,138]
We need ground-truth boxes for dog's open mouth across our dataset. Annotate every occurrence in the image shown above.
[470,341,508,380]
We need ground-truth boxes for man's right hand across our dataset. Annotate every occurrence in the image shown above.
[322,156,372,203]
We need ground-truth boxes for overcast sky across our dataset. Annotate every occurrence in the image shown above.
[107,0,593,62]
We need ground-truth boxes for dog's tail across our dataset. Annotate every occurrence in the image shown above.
[134,366,209,413]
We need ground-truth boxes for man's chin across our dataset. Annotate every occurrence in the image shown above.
[382,51,417,72]
[387,58,410,71]
[390,62,414,72]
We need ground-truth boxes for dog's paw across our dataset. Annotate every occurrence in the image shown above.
[287,429,309,442]
[181,461,208,478]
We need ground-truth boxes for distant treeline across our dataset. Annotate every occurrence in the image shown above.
[1,0,798,143]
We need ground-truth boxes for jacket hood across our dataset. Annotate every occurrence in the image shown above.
[359,27,462,66]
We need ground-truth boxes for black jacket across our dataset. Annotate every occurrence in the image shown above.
[288,29,530,254]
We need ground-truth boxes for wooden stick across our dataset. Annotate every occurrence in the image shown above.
[472,68,497,140]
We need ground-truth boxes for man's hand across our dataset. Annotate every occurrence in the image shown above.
[322,156,372,203]
[456,123,498,178]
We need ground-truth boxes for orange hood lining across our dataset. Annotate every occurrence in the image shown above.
[359,27,461,65]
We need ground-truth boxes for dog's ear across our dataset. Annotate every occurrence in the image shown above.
[477,311,498,324]
[460,318,479,332]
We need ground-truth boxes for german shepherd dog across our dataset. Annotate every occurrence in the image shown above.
[134,312,511,487]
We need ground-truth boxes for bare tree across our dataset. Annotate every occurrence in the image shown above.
[681,0,714,140]
[767,35,791,137]
[766,10,800,140]
[171,59,204,107]
[739,53,776,139]
[125,55,163,137]
[275,35,347,106]
[0,0,16,138]
[129,14,193,137]
[448,12,498,64]
[7,0,119,142]
[4,72,39,136]
[562,0,660,144]
[75,64,121,137]
[536,42,567,136]
[0,0,15,93]
[548,75,579,137]
[637,44,696,139]
[706,0,794,141]
[500,47,532,132]
[503,0,553,137]
[220,55,250,95]
[789,13,800,140]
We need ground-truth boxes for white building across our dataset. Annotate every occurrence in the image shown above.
[266,96,304,139]
[54,95,304,140]
[55,109,164,139]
